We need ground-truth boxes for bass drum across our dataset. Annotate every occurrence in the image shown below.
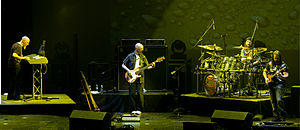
[204,73,220,96]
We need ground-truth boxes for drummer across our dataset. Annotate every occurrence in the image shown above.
[240,37,261,71]
[240,37,261,95]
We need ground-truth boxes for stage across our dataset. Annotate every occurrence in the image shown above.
[0,94,76,116]
[0,112,298,130]
[0,91,298,129]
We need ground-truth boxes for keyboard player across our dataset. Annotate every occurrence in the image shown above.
[7,36,30,100]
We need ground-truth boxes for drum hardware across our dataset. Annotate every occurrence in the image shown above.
[195,45,267,98]
[192,18,215,48]
[206,51,225,57]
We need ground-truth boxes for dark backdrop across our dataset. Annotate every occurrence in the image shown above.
[2,0,299,98]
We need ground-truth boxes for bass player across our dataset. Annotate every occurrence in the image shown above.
[122,43,155,114]
[263,50,288,121]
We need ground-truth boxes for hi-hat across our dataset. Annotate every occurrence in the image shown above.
[197,44,223,51]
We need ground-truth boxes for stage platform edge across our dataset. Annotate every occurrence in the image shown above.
[0,94,76,116]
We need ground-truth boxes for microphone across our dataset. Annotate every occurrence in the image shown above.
[212,19,215,30]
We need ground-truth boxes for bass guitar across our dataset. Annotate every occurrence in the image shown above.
[266,67,286,86]
[125,56,165,83]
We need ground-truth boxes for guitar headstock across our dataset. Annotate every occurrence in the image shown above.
[155,56,165,63]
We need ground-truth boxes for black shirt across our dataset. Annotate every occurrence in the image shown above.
[8,42,22,67]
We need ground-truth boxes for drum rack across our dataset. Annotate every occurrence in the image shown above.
[195,44,267,98]
[196,65,265,98]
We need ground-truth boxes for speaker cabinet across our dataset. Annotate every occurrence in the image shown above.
[121,39,141,46]
[211,110,253,129]
[145,39,165,45]
[143,45,168,90]
[69,110,110,130]
[88,62,116,91]
[291,86,300,117]
[117,45,135,91]
[118,45,168,91]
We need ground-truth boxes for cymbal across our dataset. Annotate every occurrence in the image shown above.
[197,44,223,51]
[234,54,241,58]
[253,48,267,54]
[206,51,224,57]
[233,45,250,49]
[266,51,273,54]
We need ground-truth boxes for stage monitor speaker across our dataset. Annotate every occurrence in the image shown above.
[291,86,300,117]
[211,109,253,130]
[69,110,110,130]
[117,45,168,91]
[145,39,165,45]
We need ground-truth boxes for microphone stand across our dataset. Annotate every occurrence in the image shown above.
[221,34,227,56]
[193,19,214,94]
[192,19,215,48]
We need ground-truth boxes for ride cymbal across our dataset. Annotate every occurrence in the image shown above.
[197,44,223,51]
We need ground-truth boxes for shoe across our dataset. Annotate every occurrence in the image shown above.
[132,110,142,115]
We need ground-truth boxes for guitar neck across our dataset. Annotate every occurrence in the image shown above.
[136,62,154,74]
[269,67,286,79]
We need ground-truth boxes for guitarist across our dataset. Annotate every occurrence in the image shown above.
[122,43,155,114]
[263,50,288,121]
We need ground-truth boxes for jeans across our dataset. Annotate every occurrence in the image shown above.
[269,83,287,119]
[128,78,144,112]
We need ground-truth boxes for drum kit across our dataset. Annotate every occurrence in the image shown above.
[195,44,269,97]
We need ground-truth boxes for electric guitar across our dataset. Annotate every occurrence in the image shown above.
[125,56,165,83]
[266,67,286,86]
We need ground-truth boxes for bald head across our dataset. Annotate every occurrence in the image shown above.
[21,36,30,49]
[135,43,144,55]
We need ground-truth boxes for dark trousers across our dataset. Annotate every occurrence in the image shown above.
[128,79,144,112]
[269,83,287,119]
[7,65,22,100]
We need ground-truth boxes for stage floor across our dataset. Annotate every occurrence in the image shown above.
[0,112,298,129]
